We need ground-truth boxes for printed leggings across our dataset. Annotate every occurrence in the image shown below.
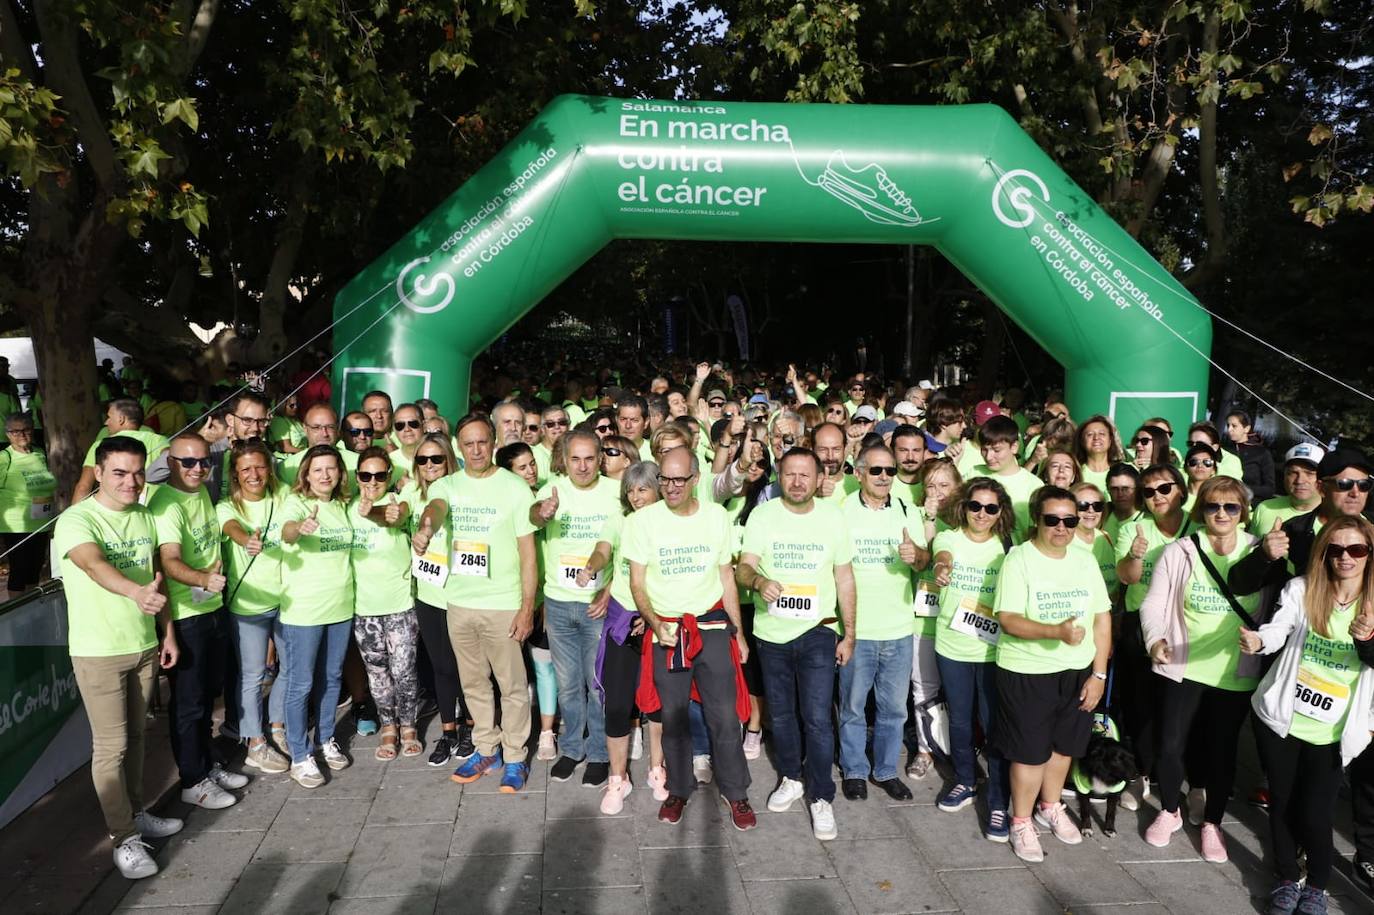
[353,610,420,726]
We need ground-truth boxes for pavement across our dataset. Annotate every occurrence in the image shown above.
[4,700,1374,915]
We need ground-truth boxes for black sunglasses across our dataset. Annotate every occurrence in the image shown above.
[1202,502,1242,517]
[1133,436,1152,447]
[853,417,873,425]
[1141,482,1177,498]
[602,448,623,458]
[345,426,371,437]
[1331,478,1374,493]
[1327,543,1373,560]
[1041,514,1080,529]
[1076,500,1105,512]
[173,456,212,469]
[866,466,898,477]
[1187,458,1215,469]
[394,419,422,430]
[413,454,446,466]
[965,501,1001,515]
[707,400,725,408]
[544,419,570,428]
[356,470,389,483]
[594,424,614,434]
[524,423,539,432]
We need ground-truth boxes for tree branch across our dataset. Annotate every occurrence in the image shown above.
[181,0,220,74]
[33,3,118,189]
[0,0,37,80]
[1185,10,1227,288]
[1045,1,1103,137]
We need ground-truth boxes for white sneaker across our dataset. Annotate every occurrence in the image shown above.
[630,726,644,761]
[537,729,557,762]
[180,777,237,810]
[290,757,325,789]
[692,754,713,784]
[245,741,290,774]
[133,810,183,839]
[1120,782,1140,811]
[768,776,805,812]
[742,729,763,760]
[208,765,250,790]
[1186,787,1206,827]
[113,836,158,880]
[809,799,837,841]
[600,774,633,815]
[321,738,351,771]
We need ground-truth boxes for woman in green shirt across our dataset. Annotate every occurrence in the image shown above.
[1074,415,1125,491]
[1069,482,1118,595]
[0,412,56,591]
[1182,443,1219,514]
[279,444,356,788]
[218,440,289,774]
[1103,462,1140,545]
[1038,450,1080,489]
[350,447,419,760]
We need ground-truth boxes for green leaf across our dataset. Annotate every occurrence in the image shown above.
[160,97,199,132]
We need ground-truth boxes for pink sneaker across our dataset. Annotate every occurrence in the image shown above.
[1145,809,1183,847]
[1200,823,1228,862]
[647,765,669,802]
[1032,802,1082,845]
[742,729,763,760]
[600,774,632,815]
[1009,819,1043,863]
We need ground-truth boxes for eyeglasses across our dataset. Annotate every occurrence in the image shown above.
[965,501,1001,515]
[602,448,624,458]
[1203,502,1243,517]
[660,475,694,488]
[866,466,898,477]
[172,456,212,469]
[1187,458,1216,469]
[594,424,614,434]
[413,454,446,466]
[1330,477,1374,493]
[1133,436,1152,447]
[345,426,371,437]
[1327,543,1373,560]
[1041,514,1081,528]
[5,428,32,435]
[779,435,796,447]
[356,470,390,483]
[544,419,570,428]
[232,414,269,427]
[305,423,334,433]
[1141,482,1177,498]
[395,419,422,430]
[1077,500,1105,512]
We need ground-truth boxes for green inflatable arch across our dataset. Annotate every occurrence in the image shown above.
[331,95,1211,434]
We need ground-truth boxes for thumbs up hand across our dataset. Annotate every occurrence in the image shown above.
[356,493,374,519]
[819,475,837,498]
[299,503,320,536]
[246,527,264,557]
[1060,615,1086,646]
[135,572,167,616]
[898,527,918,565]
[412,515,434,555]
[537,486,560,522]
[384,494,402,526]
[1262,517,1290,561]
[1130,529,1149,560]
[203,559,226,594]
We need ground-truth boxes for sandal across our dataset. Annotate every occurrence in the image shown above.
[375,725,399,761]
[400,726,423,758]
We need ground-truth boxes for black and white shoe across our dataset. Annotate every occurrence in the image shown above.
[427,735,456,767]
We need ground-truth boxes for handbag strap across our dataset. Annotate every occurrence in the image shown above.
[1190,533,1258,629]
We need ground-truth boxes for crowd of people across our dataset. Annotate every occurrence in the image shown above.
[21,353,1374,915]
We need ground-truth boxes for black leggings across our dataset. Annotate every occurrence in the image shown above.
[1154,676,1251,823]
[1115,620,1158,777]
[1255,720,1344,889]
[1,531,47,592]
[415,600,467,727]
[601,630,643,739]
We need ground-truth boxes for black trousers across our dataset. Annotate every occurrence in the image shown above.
[602,630,643,739]
[1350,743,1374,863]
[167,609,226,788]
[653,628,750,801]
[1,531,47,591]
[415,600,467,727]
[1153,675,1251,823]
[1115,620,1158,778]
[1255,720,1343,889]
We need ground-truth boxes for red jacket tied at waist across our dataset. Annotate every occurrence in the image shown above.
[635,606,750,723]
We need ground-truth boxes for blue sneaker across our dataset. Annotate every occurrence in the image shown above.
[353,701,378,737]
[937,783,976,812]
[985,808,1010,843]
[499,762,529,794]
[451,750,503,784]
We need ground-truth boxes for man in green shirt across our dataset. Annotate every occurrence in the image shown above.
[738,447,857,841]
[532,404,570,486]
[56,436,182,879]
[361,390,395,449]
[71,399,170,503]
[149,433,247,810]
[971,415,1045,537]
[1250,442,1325,536]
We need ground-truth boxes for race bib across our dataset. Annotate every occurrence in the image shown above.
[767,584,819,621]
[452,540,490,577]
[914,579,940,617]
[558,554,599,591]
[412,550,449,587]
[1294,667,1349,725]
[948,595,999,645]
[28,497,52,520]
[190,586,214,604]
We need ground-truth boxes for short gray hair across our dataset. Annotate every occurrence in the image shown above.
[621,460,661,513]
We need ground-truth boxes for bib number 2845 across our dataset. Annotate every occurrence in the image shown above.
[452,541,490,577]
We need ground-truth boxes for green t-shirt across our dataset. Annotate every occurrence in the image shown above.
[215,493,285,616]
[742,499,853,644]
[532,443,553,487]
[841,495,921,641]
[279,494,355,626]
[932,529,1008,663]
[350,496,413,616]
[1217,449,1244,481]
[1289,603,1361,745]
[537,474,620,603]
[913,515,953,638]
[269,416,305,451]
[1181,538,1260,691]
[891,478,924,508]
[1081,465,1109,491]
[428,468,536,611]
[994,542,1110,675]
[147,484,224,620]
[622,499,733,619]
[1115,515,1189,612]
[1072,528,1119,593]
[969,465,1042,537]
[596,511,635,611]
[0,449,57,533]
[55,498,159,657]
[1250,498,1315,537]
[402,478,453,608]
[279,444,359,489]
[82,428,170,468]
[955,445,983,479]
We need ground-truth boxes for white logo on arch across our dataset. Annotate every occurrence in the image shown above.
[396,257,456,315]
[992,169,1050,229]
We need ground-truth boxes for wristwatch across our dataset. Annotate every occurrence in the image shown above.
[1091,671,1107,681]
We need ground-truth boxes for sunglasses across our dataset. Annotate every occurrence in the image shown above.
[524,423,539,432]
[1202,502,1243,517]
[395,419,422,430]
[1041,514,1081,529]
[707,400,725,408]
[1331,477,1374,493]
[413,454,446,466]
[1133,437,1152,447]
[1077,500,1105,512]
[965,501,1001,515]
[356,470,389,483]
[866,466,898,477]
[1187,458,1216,469]
[1141,482,1177,498]
[602,447,624,458]
[1327,543,1373,560]
[594,424,614,434]
[544,419,570,428]
[853,417,873,425]
[780,435,796,447]
[346,426,371,437]
[172,456,212,469]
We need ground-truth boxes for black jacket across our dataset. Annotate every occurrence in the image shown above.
[1228,439,1275,502]
[1228,510,1320,597]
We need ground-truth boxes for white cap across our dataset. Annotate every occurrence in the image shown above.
[892,401,921,418]
[1284,441,1326,468]
[853,405,879,422]
[917,379,935,390]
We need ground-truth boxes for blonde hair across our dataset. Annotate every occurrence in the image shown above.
[1303,515,1374,638]
[1187,475,1253,527]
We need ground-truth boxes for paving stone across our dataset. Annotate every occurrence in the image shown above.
[288,759,385,800]
[1123,860,1267,915]
[365,775,462,827]
[181,772,294,833]
[1027,834,1154,907]
[543,817,642,890]
[253,797,370,863]
[743,876,859,914]
[5,871,120,914]
[435,852,541,912]
[633,788,729,849]
[218,861,344,914]
[116,829,263,908]
[328,895,437,915]
[641,846,748,914]
[829,795,913,839]
[824,837,957,914]
[891,803,1015,871]
[728,809,838,880]
[545,777,610,820]
[449,790,546,856]
[542,885,650,915]
[1071,905,1172,915]
[936,866,1056,915]
[335,823,449,899]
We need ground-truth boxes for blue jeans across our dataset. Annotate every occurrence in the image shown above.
[229,610,287,741]
[757,626,838,803]
[280,620,351,764]
[936,653,1009,811]
[838,636,914,781]
[545,597,607,763]
[689,700,711,757]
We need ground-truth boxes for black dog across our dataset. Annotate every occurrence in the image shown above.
[1071,725,1138,838]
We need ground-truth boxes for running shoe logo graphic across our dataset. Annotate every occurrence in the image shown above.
[396,256,456,315]
[814,152,938,227]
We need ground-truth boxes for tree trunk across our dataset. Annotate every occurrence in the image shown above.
[30,291,99,507]
[976,299,1006,400]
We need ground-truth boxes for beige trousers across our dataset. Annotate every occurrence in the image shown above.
[71,649,158,843]
[446,606,530,763]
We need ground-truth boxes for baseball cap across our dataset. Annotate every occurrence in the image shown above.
[973,400,1001,426]
[705,389,726,403]
[917,380,935,391]
[1317,447,1374,479]
[1283,442,1326,469]
[892,401,921,418]
[853,405,878,423]
[747,393,771,407]
[875,418,899,438]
